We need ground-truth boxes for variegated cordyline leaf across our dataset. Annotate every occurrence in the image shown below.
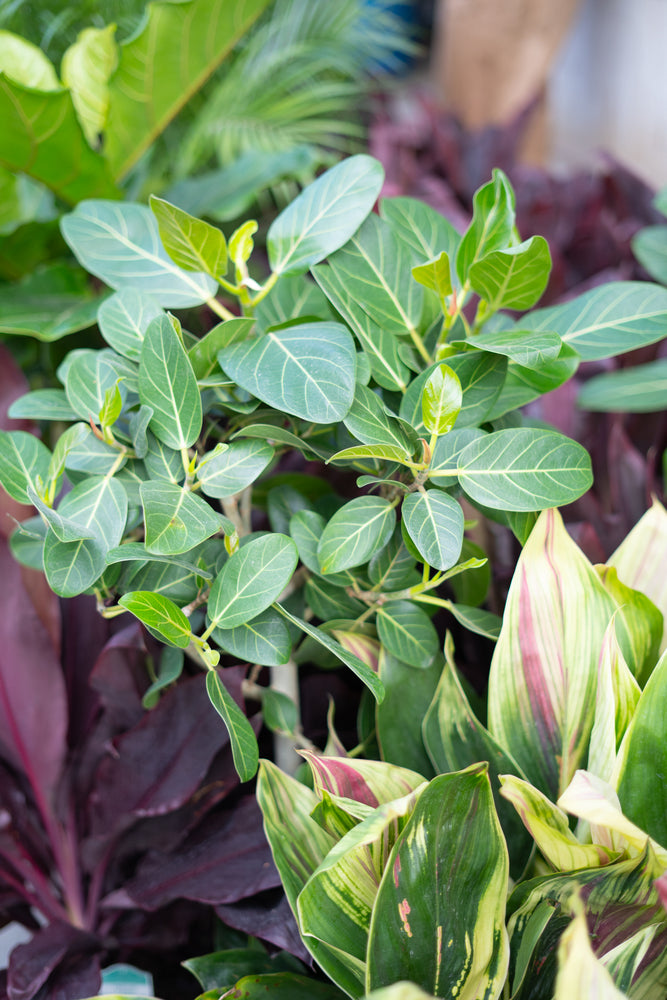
[331,631,381,674]
[488,508,617,800]
[558,771,667,866]
[297,789,423,998]
[609,498,667,654]
[588,618,641,785]
[302,752,426,808]
[364,985,437,1000]
[499,774,617,871]
[595,565,663,687]
[256,759,336,917]
[615,648,667,850]
[366,764,509,1000]
[310,790,374,841]
[553,904,629,1000]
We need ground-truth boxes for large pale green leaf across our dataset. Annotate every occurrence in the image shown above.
[469,235,551,311]
[0,430,51,504]
[450,328,563,368]
[366,765,509,998]
[0,31,59,89]
[257,759,336,914]
[486,343,580,421]
[456,169,515,284]
[318,497,395,574]
[139,315,203,449]
[43,476,128,597]
[97,288,164,362]
[376,601,439,669]
[297,791,422,997]
[380,196,461,265]
[401,489,463,571]
[118,590,192,648]
[150,196,227,278]
[29,487,95,543]
[188,317,253,379]
[428,428,486,488]
[206,669,258,782]
[458,428,593,512]
[344,384,415,452]
[609,498,667,653]
[368,527,418,592]
[64,348,127,423]
[104,0,272,178]
[579,359,667,413]
[219,322,356,424]
[8,389,77,422]
[208,535,297,630]
[213,607,292,667]
[267,155,383,276]
[255,271,333,334]
[197,440,274,499]
[518,281,667,360]
[313,263,410,392]
[140,482,220,555]
[488,509,617,800]
[632,225,667,285]
[61,25,118,146]
[0,263,107,341]
[61,201,216,307]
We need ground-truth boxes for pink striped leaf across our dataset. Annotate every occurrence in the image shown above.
[488,508,616,800]
[302,752,426,809]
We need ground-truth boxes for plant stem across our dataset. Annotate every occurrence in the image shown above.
[206,296,235,322]
[250,271,279,308]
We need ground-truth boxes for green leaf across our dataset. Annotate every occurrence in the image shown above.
[188,318,254,379]
[208,535,298,629]
[29,487,96,543]
[428,428,486,487]
[0,31,59,89]
[411,251,452,303]
[61,201,216,307]
[143,432,184,483]
[458,428,593,512]
[469,235,551,311]
[150,195,227,279]
[344,384,415,451]
[267,155,383,276]
[61,25,118,146]
[0,430,51,504]
[451,328,563,368]
[107,542,212,579]
[421,363,462,436]
[366,765,509,997]
[401,489,463,571]
[400,354,506,434]
[328,444,411,466]
[587,619,641,784]
[212,607,292,668]
[486,343,580,420]
[632,225,667,285]
[43,476,128,597]
[220,322,356,425]
[141,482,220,555]
[368,527,418,591]
[376,649,440,778]
[139,314,203,449]
[376,601,439,669]
[553,908,629,1000]
[104,0,273,179]
[313,263,410,392]
[9,516,47,571]
[183,947,302,992]
[304,753,425,806]
[97,288,164,362]
[275,606,385,702]
[262,689,299,736]
[223,973,346,999]
[0,262,107,341]
[379,197,461,267]
[318,497,395,574]
[8,389,77,422]
[596,565,663,687]
[456,169,515,284]
[64,348,126,423]
[578,358,667,413]
[608,498,667,654]
[445,603,502,640]
[206,669,258,782]
[519,281,667,360]
[256,272,333,334]
[118,591,192,648]
[233,423,329,462]
[197,440,274,499]
[488,509,617,800]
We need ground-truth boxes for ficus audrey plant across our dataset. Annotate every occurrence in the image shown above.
[2,154,667,782]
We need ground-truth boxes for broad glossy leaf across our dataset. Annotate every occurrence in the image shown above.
[43,476,128,596]
[428,428,486,487]
[197,440,274,498]
[456,169,515,283]
[632,224,667,284]
[144,431,184,483]
[220,322,355,424]
[139,314,203,449]
[313,263,410,391]
[380,196,461,265]
[400,354,506,433]
[298,791,421,996]
[104,0,272,178]
[451,328,562,368]
[65,348,127,423]
[221,972,346,998]
[368,527,418,591]
[61,201,216,306]
[328,443,411,465]
[233,423,329,462]
[344,384,415,451]
[0,430,51,503]
[318,496,395,574]
[206,669,258,782]
[0,262,106,340]
[118,591,192,648]
[213,607,292,667]
[325,213,423,339]
[421,363,462,436]
[411,251,452,301]
[458,428,593,512]
[29,487,96,542]
[609,498,667,653]
[97,288,164,361]
[488,509,617,800]
[141,482,220,555]
[579,358,667,413]
[401,489,463,571]
[486,343,580,420]
[61,25,117,146]
[445,602,502,640]
[256,272,332,334]
[376,601,438,669]
[268,155,383,275]
[275,606,384,702]
[518,281,667,360]
[107,541,213,578]
[366,765,509,997]
[8,388,77,422]
[376,650,440,778]
[150,196,227,278]
[208,535,298,629]
[188,317,254,379]
[469,235,551,311]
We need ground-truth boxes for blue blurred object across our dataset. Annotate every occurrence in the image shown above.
[360,0,421,75]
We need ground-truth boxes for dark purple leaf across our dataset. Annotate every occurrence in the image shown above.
[7,923,101,1000]
[60,596,115,748]
[0,540,67,814]
[32,953,101,1000]
[113,795,279,910]
[216,890,310,963]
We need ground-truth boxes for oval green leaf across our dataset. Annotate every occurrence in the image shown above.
[318,496,395,574]
[401,489,463,571]
[208,534,298,629]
